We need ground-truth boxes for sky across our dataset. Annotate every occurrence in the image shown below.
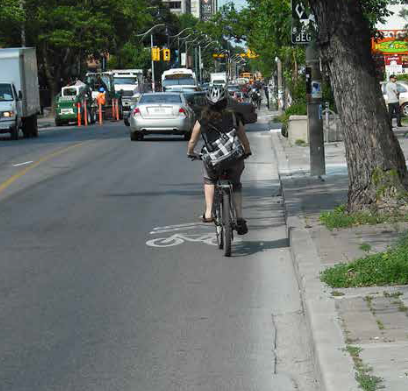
[377,4,407,29]
[218,0,248,11]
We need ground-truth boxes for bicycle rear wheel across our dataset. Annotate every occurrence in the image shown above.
[222,192,232,257]
[214,193,223,249]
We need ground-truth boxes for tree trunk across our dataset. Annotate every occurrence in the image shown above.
[308,0,408,212]
[41,47,61,117]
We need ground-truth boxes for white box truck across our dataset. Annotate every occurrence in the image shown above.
[210,72,227,87]
[0,47,41,139]
[112,69,143,112]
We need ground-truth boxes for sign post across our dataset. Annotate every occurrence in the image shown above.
[292,0,325,177]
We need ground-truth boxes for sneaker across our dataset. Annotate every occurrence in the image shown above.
[236,218,248,235]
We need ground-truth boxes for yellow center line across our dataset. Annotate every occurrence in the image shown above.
[0,142,87,195]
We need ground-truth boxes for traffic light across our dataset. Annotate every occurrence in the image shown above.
[151,47,160,61]
[163,49,171,62]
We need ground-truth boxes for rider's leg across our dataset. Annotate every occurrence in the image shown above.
[204,183,215,219]
[229,161,248,234]
[232,191,243,219]
[203,165,217,221]
[229,161,245,218]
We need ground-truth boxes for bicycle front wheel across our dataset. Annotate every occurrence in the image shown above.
[222,192,232,257]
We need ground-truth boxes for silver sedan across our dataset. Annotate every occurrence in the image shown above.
[129,93,195,141]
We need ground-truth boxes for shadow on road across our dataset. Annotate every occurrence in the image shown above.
[233,237,289,257]
[0,123,129,146]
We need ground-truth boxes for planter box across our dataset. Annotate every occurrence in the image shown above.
[288,114,344,145]
[288,115,308,145]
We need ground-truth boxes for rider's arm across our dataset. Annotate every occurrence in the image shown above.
[187,120,201,155]
[237,120,251,155]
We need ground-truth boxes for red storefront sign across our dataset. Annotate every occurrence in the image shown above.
[384,55,402,65]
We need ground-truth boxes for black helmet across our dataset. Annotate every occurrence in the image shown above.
[206,84,228,105]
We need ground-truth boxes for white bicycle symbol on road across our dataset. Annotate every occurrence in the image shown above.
[146,233,218,248]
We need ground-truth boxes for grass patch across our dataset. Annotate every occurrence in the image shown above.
[345,345,383,391]
[360,243,372,252]
[331,290,345,297]
[321,233,408,287]
[383,291,403,298]
[399,302,408,313]
[376,319,385,330]
[319,205,408,230]
[295,139,306,146]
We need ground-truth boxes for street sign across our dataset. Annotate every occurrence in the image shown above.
[291,0,316,44]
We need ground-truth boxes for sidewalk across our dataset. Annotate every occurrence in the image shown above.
[38,115,55,129]
[271,126,408,391]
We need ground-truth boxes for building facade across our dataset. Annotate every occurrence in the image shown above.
[162,0,191,15]
[162,0,218,19]
[191,0,218,20]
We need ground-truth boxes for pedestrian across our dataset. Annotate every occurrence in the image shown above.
[263,84,270,109]
[386,74,402,128]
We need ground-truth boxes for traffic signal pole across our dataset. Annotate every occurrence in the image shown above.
[306,41,325,176]
[151,34,155,93]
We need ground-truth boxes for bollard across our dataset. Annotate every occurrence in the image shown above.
[112,99,117,121]
[98,103,103,125]
[84,100,88,126]
[115,99,120,121]
[77,102,82,127]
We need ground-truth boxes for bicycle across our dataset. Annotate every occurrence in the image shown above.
[188,153,251,257]
[213,171,236,256]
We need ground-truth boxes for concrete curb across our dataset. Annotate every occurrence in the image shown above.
[270,132,359,391]
[38,123,53,129]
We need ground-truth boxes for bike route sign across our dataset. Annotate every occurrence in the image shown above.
[291,0,316,44]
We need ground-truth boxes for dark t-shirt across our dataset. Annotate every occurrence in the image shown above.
[199,111,238,144]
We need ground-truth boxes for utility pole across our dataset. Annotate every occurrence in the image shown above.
[306,42,325,176]
[275,57,283,111]
[199,45,202,84]
[291,0,325,176]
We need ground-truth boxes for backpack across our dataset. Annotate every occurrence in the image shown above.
[201,113,245,174]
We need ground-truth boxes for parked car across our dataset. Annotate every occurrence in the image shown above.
[129,93,195,141]
[381,80,408,117]
[200,82,210,91]
[227,85,241,96]
[184,91,257,125]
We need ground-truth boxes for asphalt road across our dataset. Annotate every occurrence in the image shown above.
[0,115,317,391]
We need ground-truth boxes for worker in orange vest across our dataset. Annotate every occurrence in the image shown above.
[96,87,106,106]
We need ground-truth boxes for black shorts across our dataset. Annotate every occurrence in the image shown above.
[203,160,245,191]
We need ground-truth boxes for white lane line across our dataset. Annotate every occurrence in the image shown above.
[150,222,212,235]
[13,161,34,167]
[153,224,209,231]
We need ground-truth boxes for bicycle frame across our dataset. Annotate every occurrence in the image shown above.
[213,176,236,256]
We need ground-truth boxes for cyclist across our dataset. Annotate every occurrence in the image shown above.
[187,84,252,235]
